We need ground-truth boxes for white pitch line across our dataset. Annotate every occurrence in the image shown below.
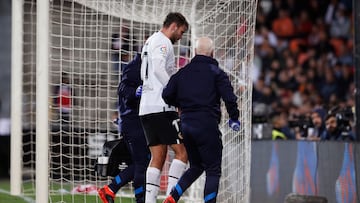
[0,189,35,203]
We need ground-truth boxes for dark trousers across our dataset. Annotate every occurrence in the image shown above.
[109,120,150,203]
[172,113,222,203]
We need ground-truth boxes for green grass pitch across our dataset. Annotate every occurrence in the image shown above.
[0,179,179,203]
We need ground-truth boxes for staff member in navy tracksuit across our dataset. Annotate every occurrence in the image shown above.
[98,53,150,203]
[162,37,241,203]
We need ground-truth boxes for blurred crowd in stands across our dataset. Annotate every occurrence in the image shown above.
[251,0,356,141]
[109,0,356,141]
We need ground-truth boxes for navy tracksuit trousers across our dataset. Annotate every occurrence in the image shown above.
[109,118,150,203]
[172,112,222,203]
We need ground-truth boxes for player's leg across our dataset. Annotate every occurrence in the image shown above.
[141,111,184,203]
[140,113,167,203]
[146,144,168,203]
[167,143,187,195]
[164,112,188,194]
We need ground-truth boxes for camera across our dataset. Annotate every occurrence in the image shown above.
[334,107,353,136]
[251,103,272,139]
[252,103,270,124]
[288,115,314,137]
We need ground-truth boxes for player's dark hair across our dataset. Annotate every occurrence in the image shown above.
[163,12,188,29]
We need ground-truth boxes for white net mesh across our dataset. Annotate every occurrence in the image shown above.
[22,0,37,196]
[18,0,257,202]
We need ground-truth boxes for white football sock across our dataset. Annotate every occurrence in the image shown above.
[166,159,187,195]
[145,167,161,203]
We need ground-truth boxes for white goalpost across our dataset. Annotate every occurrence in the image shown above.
[11,0,257,202]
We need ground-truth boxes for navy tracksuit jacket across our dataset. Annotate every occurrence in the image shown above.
[113,53,149,203]
[118,53,143,131]
[162,55,239,203]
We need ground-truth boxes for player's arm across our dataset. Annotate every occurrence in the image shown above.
[152,44,172,86]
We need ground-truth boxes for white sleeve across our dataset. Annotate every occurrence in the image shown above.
[153,56,170,86]
[152,43,171,86]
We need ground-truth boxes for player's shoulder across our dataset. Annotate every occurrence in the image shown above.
[150,32,171,46]
[147,33,172,57]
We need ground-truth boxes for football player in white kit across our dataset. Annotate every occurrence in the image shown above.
[138,12,189,203]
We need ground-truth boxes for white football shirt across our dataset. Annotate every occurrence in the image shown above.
[139,31,177,115]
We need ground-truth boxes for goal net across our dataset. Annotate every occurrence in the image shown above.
[14,0,257,202]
